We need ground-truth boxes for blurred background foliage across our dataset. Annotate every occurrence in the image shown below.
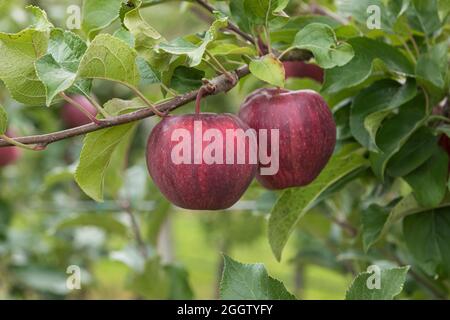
[0,0,447,300]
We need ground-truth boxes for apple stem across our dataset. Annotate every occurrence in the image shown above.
[60,93,100,124]
[0,134,44,151]
[195,86,208,114]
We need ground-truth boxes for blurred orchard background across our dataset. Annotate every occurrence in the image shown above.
[0,0,407,300]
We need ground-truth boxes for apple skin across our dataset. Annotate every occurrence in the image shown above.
[283,61,324,83]
[0,130,21,167]
[61,95,97,128]
[146,113,257,210]
[238,88,336,190]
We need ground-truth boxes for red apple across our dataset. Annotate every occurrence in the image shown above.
[283,61,324,83]
[61,95,97,128]
[238,88,336,190]
[146,113,257,210]
[0,130,21,167]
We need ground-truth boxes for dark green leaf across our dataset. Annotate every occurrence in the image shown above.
[322,37,414,94]
[404,208,450,276]
[350,79,417,151]
[386,127,438,177]
[404,148,448,207]
[369,95,427,180]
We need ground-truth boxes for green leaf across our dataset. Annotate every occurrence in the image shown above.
[386,127,438,177]
[220,255,296,300]
[249,55,285,87]
[403,148,448,207]
[350,79,417,151]
[0,6,52,105]
[208,42,256,56]
[75,123,136,202]
[82,0,123,39]
[412,0,441,35]
[362,204,390,252]
[158,17,228,67]
[346,266,409,300]
[165,265,194,300]
[130,257,170,299]
[268,148,369,261]
[123,0,169,70]
[322,37,414,94]
[229,0,253,33]
[78,34,140,87]
[169,66,205,94]
[292,23,354,69]
[404,208,450,276]
[416,42,449,94]
[55,213,128,236]
[243,0,289,24]
[136,57,161,86]
[35,29,89,106]
[369,95,427,180]
[372,195,450,248]
[337,0,396,31]
[0,104,7,134]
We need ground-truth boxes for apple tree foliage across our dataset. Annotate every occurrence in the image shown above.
[0,0,449,299]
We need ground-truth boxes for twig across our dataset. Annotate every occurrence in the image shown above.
[121,200,148,259]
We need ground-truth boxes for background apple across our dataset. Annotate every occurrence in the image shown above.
[0,130,21,167]
[239,88,336,190]
[283,61,324,83]
[147,113,256,210]
[61,95,98,128]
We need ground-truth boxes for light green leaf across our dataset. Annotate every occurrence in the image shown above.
[158,17,228,67]
[404,208,450,276]
[269,148,369,261]
[35,29,89,106]
[220,255,296,300]
[292,23,354,69]
[208,42,256,56]
[0,104,7,134]
[55,213,128,236]
[350,79,417,151]
[249,55,285,87]
[322,37,414,94]
[82,0,123,39]
[369,95,427,180]
[346,266,409,300]
[78,34,140,87]
[75,123,136,202]
[0,6,53,105]
[123,0,169,70]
